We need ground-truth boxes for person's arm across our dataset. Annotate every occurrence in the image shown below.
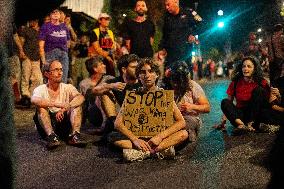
[125,39,131,52]
[68,94,84,109]
[114,102,152,152]
[39,40,46,64]
[150,37,154,46]
[31,96,67,109]
[150,102,186,144]
[68,26,77,42]
[272,104,284,112]
[14,33,26,59]
[92,41,112,62]
[180,95,210,113]
[91,82,126,96]
[270,87,284,112]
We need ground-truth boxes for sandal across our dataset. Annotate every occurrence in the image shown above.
[213,120,227,131]
[232,124,249,136]
[247,122,256,132]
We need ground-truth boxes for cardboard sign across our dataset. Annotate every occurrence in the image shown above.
[123,90,174,137]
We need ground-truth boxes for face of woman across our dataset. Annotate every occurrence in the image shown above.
[242,59,255,78]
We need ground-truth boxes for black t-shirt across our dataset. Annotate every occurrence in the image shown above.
[18,27,40,61]
[89,29,113,52]
[123,19,155,58]
[160,8,196,62]
[106,76,141,106]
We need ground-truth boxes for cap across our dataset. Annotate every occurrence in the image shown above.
[98,13,111,19]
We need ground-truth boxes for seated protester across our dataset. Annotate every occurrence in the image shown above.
[164,61,210,142]
[31,60,87,150]
[100,54,141,135]
[215,56,270,135]
[256,86,284,132]
[112,58,188,162]
[79,56,125,133]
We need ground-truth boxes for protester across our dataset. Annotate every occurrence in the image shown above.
[164,61,210,141]
[39,9,71,83]
[255,86,284,132]
[122,0,155,58]
[8,23,24,105]
[73,34,90,87]
[265,24,284,89]
[18,19,43,108]
[31,60,87,150]
[79,56,124,133]
[90,13,116,76]
[215,56,270,134]
[111,58,188,162]
[100,54,140,137]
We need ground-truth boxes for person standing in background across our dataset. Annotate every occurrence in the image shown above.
[19,19,43,107]
[90,13,116,76]
[39,8,71,83]
[122,0,155,58]
[159,0,201,68]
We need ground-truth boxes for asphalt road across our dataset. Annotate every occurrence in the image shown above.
[15,79,276,189]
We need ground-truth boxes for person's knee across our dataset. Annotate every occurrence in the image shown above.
[179,130,189,141]
[221,98,230,110]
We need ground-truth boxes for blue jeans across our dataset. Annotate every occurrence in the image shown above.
[46,48,69,83]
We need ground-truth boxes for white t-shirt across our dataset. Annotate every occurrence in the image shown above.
[32,83,81,112]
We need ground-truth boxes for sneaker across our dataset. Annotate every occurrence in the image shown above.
[123,149,151,162]
[46,133,61,150]
[68,131,88,147]
[156,146,175,160]
[259,123,280,134]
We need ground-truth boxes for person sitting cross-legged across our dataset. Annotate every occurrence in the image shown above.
[111,58,188,162]
[31,60,87,150]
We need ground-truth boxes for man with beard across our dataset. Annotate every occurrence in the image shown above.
[99,54,141,139]
[122,0,156,58]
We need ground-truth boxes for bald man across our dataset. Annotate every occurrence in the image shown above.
[159,0,200,68]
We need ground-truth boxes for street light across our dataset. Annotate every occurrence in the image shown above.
[257,28,262,32]
[217,21,224,28]
[217,10,223,16]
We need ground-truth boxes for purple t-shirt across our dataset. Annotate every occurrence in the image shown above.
[39,22,70,53]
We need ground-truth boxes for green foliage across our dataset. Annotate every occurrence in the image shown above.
[153,27,162,52]
[204,47,224,62]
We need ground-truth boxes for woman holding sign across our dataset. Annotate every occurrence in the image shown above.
[113,58,188,162]
[164,61,211,142]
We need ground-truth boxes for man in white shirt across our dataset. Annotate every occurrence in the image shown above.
[31,60,87,150]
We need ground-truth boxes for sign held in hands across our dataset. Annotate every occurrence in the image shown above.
[123,90,174,137]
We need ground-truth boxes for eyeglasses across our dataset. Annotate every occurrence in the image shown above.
[49,68,63,73]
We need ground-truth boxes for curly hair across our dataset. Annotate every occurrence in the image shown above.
[135,58,161,78]
[231,56,264,85]
[117,54,139,76]
[164,61,193,103]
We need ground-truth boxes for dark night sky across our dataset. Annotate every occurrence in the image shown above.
[182,0,283,51]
